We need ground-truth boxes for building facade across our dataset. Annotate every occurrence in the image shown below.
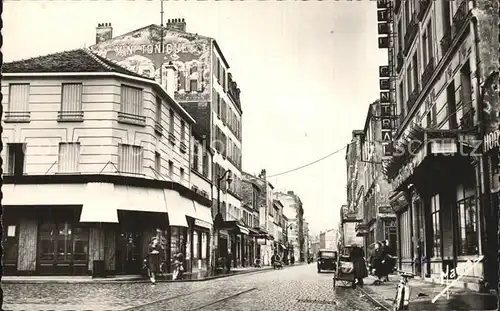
[275,191,305,262]
[88,19,245,267]
[354,101,397,256]
[1,49,214,276]
[380,0,499,291]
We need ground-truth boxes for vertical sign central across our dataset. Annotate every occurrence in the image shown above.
[377,0,395,159]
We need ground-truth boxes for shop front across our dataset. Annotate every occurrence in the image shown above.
[189,201,213,272]
[2,175,211,276]
[386,126,485,288]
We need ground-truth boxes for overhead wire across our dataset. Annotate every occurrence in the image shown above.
[267,144,349,178]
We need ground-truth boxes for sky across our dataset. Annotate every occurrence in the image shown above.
[3,0,387,236]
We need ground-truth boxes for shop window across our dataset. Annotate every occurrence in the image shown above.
[431,194,441,258]
[457,195,478,255]
[193,231,199,259]
[38,222,89,266]
[170,227,186,259]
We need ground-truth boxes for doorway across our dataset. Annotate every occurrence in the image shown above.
[115,231,142,274]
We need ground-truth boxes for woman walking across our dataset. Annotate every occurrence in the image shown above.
[148,237,161,284]
[350,243,368,288]
[371,242,385,284]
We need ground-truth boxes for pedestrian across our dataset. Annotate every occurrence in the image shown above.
[225,252,232,273]
[381,240,391,281]
[371,242,385,284]
[349,243,367,288]
[271,253,276,266]
[148,237,161,284]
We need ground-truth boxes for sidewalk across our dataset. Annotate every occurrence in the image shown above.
[357,274,498,311]
[1,265,275,284]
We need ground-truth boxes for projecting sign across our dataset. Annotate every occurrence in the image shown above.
[379,79,391,90]
[380,91,390,103]
[377,10,389,22]
[377,0,388,8]
[378,23,390,35]
[378,37,390,49]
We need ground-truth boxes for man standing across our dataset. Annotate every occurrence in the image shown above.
[350,243,368,288]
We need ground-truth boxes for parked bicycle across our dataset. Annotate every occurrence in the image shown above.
[392,270,416,311]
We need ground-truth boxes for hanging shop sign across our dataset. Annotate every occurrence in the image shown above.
[483,128,500,152]
[377,0,395,158]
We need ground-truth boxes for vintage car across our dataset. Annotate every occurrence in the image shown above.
[317,249,337,273]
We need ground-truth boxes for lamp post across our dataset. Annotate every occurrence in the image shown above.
[213,169,233,270]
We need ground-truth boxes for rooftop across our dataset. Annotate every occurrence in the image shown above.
[3,49,149,80]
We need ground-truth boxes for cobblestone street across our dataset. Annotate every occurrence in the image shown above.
[3,264,378,311]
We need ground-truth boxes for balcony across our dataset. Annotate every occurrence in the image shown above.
[394,0,402,14]
[396,51,404,73]
[58,110,83,122]
[154,121,164,135]
[4,111,30,123]
[452,0,468,37]
[460,108,475,129]
[417,0,431,21]
[421,58,435,89]
[403,15,419,56]
[406,84,420,111]
[118,112,146,126]
[440,28,452,56]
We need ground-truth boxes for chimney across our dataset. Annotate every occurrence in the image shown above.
[164,61,177,98]
[166,18,186,32]
[96,23,113,44]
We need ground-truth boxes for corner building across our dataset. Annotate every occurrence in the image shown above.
[90,19,244,267]
[1,49,214,276]
[383,0,498,291]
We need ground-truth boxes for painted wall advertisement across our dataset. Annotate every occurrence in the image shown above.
[90,25,212,102]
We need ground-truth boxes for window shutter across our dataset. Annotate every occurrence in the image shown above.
[197,63,203,92]
[9,84,30,112]
[61,84,83,112]
[185,63,191,92]
[58,143,80,173]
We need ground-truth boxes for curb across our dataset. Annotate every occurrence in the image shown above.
[1,267,276,284]
[356,286,391,311]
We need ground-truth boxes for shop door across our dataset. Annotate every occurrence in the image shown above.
[3,221,19,274]
[115,232,142,274]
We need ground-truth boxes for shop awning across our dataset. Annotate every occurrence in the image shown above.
[3,183,87,206]
[235,224,250,235]
[80,183,119,223]
[164,189,188,227]
[193,201,213,229]
[115,185,167,213]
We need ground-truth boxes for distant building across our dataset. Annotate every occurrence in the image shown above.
[275,191,305,262]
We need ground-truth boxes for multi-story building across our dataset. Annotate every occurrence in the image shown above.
[353,101,397,256]
[380,0,498,291]
[1,49,214,276]
[311,235,320,259]
[272,199,285,257]
[303,221,310,259]
[240,173,262,267]
[89,18,245,268]
[275,190,304,262]
[241,170,275,266]
[320,229,338,251]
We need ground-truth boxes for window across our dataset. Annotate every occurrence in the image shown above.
[412,54,419,91]
[38,222,89,265]
[406,66,412,98]
[7,143,26,176]
[155,152,161,174]
[404,0,410,28]
[168,160,174,179]
[457,195,478,256]
[217,93,221,116]
[460,62,472,111]
[180,167,185,182]
[181,121,186,142]
[422,32,428,66]
[426,21,433,62]
[397,20,403,52]
[119,85,144,125]
[202,151,209,177]
[6,84,30,122]
[190,80,197,93]
[431,194,441,258]
[446,81,457,128]
[193,231,199,259]
[155,96,162,123]
[169,109,175,134]
[58,143,80,173]
[193,143,199,172]
[441,0,451,34]
[118,144,143,174]
[59,83,83,121]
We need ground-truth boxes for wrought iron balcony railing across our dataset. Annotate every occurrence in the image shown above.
[406,84,420,111]
[460,108,475,129]
[421,58,435,89]
[417,0,431,21]
[440,29,452,56]
[403,15,419,56]
[5,111,31,123]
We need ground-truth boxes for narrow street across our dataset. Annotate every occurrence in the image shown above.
[3,264,378,311]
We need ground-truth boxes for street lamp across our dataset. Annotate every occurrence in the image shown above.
[213,169,233,267]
